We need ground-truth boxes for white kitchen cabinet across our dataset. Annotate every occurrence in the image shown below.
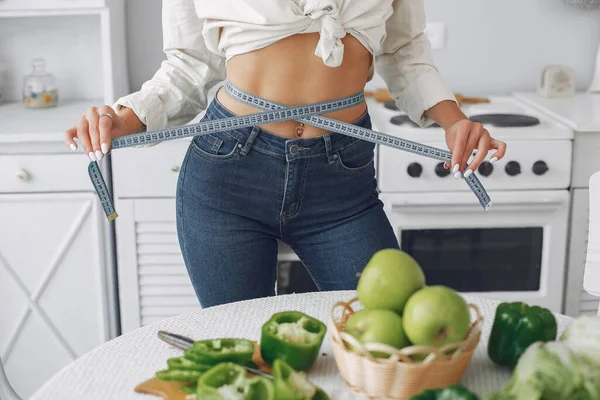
[115,198,200,334]
[0,0,128,397]
[0,193,110,398]
[565,189,600,317]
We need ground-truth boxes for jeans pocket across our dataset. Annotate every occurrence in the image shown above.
[190,125,241,162]
[335,140,375,174]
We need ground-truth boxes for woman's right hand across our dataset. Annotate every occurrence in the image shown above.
[64,105,135,161]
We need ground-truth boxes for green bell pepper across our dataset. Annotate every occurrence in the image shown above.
[180,384,197,394]
[272,359,330,400]
[155,369,204,382]
[167,356,212,372]
[196,362,274,400]
[409,384,479,400]
[185,338,255,366]
[260,311,327,371]
[487,302,557,368]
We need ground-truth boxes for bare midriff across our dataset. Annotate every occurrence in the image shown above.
[216,32,372,138]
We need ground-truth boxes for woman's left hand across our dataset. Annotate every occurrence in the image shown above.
[443,118,507,178]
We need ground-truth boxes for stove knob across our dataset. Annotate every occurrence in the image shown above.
[532,161,549,176]
[478,161,494,177]
[407,162,423,178]
[505,161,521,176]
[435,162,451,177]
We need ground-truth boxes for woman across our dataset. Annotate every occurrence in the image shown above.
[64,0,506,308]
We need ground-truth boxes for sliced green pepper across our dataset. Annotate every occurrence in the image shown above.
[167,356,212,372]
[155,369,203,382]
[260,311,327,371]
[196,362,275,400]
[272,359,330,400]
[487,302,557,368]
[180,384,197,394]
[185,338,254,366]
[409,385,479,400]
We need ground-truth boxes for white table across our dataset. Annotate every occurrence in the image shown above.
[31,291,574,400]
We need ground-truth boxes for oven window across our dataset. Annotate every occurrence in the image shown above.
[400,228,543,292]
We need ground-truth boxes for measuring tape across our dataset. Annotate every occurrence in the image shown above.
[89,82,492,221]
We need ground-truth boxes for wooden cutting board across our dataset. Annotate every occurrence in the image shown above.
[134,342,271,399]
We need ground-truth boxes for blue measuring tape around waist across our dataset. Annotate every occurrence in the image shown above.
[89,82,492,221]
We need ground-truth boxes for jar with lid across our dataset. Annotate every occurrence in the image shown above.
[23,58,58,108]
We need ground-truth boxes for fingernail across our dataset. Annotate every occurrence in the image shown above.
[101,143,108,154]
[464,169,473,178]
[69,143,77,151]
[452,164,459,173]
[443,163,449,169]
[88,152,97,161]
[454,171,462,179]
[95,150,103,160]
[491,157,498,164]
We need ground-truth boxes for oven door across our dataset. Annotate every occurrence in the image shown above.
[379,190,570,313]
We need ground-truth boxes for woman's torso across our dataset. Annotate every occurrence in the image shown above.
[218,32,372,138]
[196,0,394,138]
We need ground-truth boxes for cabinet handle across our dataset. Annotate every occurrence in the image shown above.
[16,169,30,182]
[171,165,181,172]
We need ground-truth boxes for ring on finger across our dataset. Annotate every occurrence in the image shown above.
[99,112,113,122]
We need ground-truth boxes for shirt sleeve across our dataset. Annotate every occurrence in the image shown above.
[374,0,457,128]
[113,0,226,133]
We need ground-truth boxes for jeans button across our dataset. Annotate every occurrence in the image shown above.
[289,144,299,154]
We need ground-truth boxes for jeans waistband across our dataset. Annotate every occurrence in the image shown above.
[203,92,372,160]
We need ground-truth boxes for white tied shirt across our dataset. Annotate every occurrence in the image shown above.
[114,0,456,133]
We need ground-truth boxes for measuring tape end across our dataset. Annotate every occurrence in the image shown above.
[107,212,118,222]
[484,201,493,212]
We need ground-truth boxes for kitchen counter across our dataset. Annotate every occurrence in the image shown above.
[514,92,600,133]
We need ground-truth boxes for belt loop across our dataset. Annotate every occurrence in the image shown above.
[239,126,260,156]
[323,134,337,164]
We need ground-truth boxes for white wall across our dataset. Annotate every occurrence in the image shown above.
[123,0,600,95]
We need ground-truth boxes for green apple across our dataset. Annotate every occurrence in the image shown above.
[402,285,471,348]
[343,309,409,358]
[357,249,425,314]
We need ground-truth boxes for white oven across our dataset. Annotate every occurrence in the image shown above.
[379,190,570,313]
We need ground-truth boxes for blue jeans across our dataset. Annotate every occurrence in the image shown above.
[176,96,399,308]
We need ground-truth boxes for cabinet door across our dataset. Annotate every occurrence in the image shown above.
[565,189,600,316]
[0,193,110,399]
[115,198,200,334]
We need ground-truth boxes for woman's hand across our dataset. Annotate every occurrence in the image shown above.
[443,118,507,178]
[64,105,142,161]
[424,100,507,178]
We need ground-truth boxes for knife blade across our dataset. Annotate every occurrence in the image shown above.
[156,330,272,379]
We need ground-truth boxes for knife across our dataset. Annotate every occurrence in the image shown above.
[157,330,272,379]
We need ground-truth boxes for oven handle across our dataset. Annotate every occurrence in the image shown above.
[390,198,566,212]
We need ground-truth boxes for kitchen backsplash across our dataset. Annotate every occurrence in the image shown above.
[124,0,600,96]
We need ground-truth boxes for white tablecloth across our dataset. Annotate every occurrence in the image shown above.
[31,291,573,400]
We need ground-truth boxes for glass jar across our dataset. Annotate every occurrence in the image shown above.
[23,58,58,108]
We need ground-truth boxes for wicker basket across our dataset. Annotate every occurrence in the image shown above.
[329,297,483,400]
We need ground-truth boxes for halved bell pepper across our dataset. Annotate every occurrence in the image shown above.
[185,338,255,366]
[167,356,212,372]
[260,311,327,371]
[487,301,557,368]
[272,359,330,400]
[196,362,274,400]
[409,384,479,400]
[180,384,197,394]
[155,369,204,382]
